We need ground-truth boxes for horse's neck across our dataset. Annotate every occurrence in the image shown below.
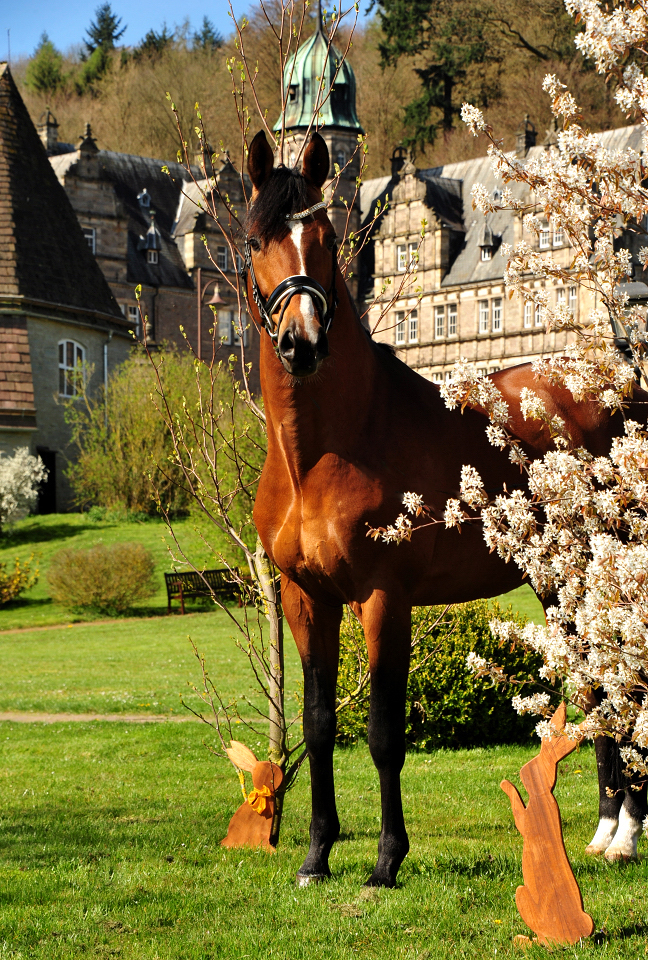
[260,284,376,478]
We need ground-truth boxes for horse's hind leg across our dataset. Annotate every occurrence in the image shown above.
[604,742,646,862]
[281,577,342,884]
[586,734,625,855]
[362,593,411,888]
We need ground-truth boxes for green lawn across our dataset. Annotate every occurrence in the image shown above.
[0,513,241,631]
[0,514,544,632]
[1,725,646,959]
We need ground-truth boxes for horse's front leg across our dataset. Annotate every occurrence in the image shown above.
[281,575,342,884]
[362,592,411,887]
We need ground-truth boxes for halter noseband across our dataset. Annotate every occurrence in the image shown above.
[242,201,338,359]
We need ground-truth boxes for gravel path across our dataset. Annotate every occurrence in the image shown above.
[0,711,196,724]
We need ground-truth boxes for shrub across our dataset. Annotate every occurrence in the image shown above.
[0,448,47,531]
[336,600,545,749]
[0,556,39,604]
[47,542,156,614]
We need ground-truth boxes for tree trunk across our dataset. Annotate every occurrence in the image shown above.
[254,537,286,848]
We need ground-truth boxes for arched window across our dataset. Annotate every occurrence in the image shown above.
[58,340,85,397]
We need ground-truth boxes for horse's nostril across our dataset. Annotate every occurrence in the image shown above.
[280,329,296,358]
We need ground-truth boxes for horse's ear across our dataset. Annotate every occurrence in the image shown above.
[302,133,329,189]
[248,130,274,191]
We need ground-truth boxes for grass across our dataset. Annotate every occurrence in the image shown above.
[0,513,240,631]
[1,725,647,959]
[0,514,545,632]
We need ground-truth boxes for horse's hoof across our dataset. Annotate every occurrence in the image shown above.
[604,850,638,863]
[295,872,328,887]
[364,873,396,889]
[584,844,606,856]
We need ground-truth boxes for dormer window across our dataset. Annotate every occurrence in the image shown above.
[147,249,158,264]
[478,220,494,261]
[82,226,96,254]
[481,247,492,261]
[138,188,151,210]
[289,84,298,103]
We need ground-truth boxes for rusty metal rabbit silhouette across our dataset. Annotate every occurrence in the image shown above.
[501,703,594,946]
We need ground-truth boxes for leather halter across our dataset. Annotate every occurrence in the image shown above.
[242,201,338,359]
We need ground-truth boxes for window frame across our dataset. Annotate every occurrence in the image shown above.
[535,303,544,327]
[408,309,418,343]
[216,246,228,271]
[478,300,489,334]
[492,298,502,333]
[448,303,457,337]
[128,304,140,337]
[434,305,445,340]
[58,339,85,398]
[553,225,564,247]
[82,226,96,254]
[569,285,577,314]
[539,225,551,249]
[395,311,406,344]
[218,309,233,345]
[147,249,158,265]
[524,302,533,328]
[396,244,407,273]
[408,241,419,270]
[480,246,492,262]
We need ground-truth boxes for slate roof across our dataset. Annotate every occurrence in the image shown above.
[0,63,126,325]
[50,149,196,290]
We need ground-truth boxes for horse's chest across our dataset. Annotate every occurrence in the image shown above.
[254,458,377,590]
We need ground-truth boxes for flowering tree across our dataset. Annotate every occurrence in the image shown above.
[376,0,648,785]
[0,448,46,531]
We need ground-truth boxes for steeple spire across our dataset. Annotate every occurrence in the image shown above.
[316,0,323,34]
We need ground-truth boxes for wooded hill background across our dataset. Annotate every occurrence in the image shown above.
[14,0,629,178]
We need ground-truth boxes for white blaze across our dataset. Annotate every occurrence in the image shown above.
[288,220,318,338]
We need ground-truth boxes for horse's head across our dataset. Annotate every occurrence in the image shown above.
[245,130,338,378]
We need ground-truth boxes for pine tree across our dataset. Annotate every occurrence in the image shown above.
[84,2,126,55]
[135,26,172,60]
[24,33,65,94]
[192,17,223,51]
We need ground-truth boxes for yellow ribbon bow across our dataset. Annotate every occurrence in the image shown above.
[247,784,272,814]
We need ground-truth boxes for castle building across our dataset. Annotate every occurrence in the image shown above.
[362,121,646,379]
[0,63,131,511]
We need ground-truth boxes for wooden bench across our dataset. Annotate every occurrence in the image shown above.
[165,568,241,614]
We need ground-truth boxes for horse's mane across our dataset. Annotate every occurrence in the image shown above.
[246,167,310,244]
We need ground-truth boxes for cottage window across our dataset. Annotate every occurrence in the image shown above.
[435,305,445,339]
[524,302,533,328]
[448,303,457,336]
[395,311,406,344]
[147,249,158,264]
[216,247,228,271]
[478,300,489,333]
[569,286,577,314]
[396,245,407,273]
[492,298,502,333]
[82,226,96,254]
[58,340,85,397]
[535,303,544,327]
[408,310,419,343]
[539,225,551,249]
[553,225,564,247]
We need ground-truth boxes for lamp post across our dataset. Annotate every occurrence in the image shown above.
[196,267,228,360]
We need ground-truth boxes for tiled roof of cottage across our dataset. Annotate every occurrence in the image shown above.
[0,317,36,429]
[0,63,125,325]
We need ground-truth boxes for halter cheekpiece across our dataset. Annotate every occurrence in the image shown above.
[242,200,338,359]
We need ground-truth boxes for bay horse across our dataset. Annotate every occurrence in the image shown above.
[246,129,647,885]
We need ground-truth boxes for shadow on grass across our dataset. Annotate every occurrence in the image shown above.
[1,520,95,548]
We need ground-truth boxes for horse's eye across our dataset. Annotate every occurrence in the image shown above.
[248,237,261,252]
[326,235,338,251]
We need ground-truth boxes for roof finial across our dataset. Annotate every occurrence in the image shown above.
[317,0,323,34]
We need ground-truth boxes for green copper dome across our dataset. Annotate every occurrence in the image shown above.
[274,15,363,133]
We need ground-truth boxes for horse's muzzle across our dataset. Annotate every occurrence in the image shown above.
[279,324,329,378]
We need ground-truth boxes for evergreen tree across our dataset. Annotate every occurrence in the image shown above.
[84,3,126,55]
[24,33,65,94]
[135,25,172,60]
[192,17,223,51]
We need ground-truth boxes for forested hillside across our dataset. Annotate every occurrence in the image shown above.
[15,0,628,178]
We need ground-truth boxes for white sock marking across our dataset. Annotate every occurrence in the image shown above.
[585,816,618,855]
[605,802,643,860]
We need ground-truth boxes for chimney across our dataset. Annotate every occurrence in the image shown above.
[516,115,536,158]
[37,108,59,155]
